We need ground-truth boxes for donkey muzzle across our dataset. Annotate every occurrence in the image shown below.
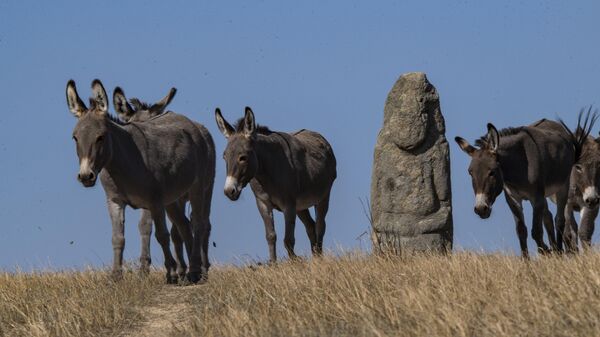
[584,196,599,208]
[78,157,97,187]
[224,176,242,201]
[474,205,491,219]
[225,188,241,201]
[78,171,96,187]
[583,187,600,208]
[474,193,491,219]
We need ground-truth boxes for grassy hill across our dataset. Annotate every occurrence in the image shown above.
[2,252,600,336]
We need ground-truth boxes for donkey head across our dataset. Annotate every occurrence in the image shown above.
[562,109,600,208]
[573,140,600,208]
[113,87,176,123]
[215,107,259,201]
[66,79,113,187]
[455,123,504,219]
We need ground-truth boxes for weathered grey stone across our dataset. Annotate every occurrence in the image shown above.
[370,72,453,254]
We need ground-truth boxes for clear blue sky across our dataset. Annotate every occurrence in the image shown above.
[1,1,599,270]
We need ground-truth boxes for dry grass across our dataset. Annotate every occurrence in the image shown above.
[4,252,600,337]
[0,268,162,337]
[180,252,600,337]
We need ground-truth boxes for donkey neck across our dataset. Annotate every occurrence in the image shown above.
[253,132,296,188]
[495,136,530,186]
[103,121,145,177]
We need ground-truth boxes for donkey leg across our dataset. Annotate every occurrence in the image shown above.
[188,191,211,284]
[531,199,550,254]
[168,216,187,281]
[166,200,194,258]
[579,206,598,250]
[200,181,214,278]
[166,201,193,280]
[137,210,153,274]
[297,209,317,254]
[554,186,570,253]
[283,206,298,259]
[107,199,126,280]
[564,202,579,253]
[314,192,331,255]
[200,216,212,280]
[504,194,529,258]
[256,198,277,262]
[150,207,178,284]
[542,206,557,252]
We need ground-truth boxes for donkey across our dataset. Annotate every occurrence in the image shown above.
[455,119,583,257]
[561,110,599,251]
[66,79,215,283]
[112,86,193,279]
[215,107,336,261]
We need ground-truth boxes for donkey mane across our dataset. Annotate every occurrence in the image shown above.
[106,112,128,126]
[129,98,152,112]
[233,117,272,135]
[475,127,525,148]
[559,107,598,161]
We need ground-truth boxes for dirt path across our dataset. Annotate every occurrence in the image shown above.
[121,284,198,337]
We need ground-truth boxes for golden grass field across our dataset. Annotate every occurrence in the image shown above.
[0,268,163,337]
[3,252,600,337]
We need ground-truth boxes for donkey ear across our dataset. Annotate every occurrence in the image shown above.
[150,87,177,114]
[455,137,476,156]
[113,87,134,122]
[243,106,256,137]
[66,80,87,118]
[90,79,108,114]
[215,108,235,138]
[486,123,500,152]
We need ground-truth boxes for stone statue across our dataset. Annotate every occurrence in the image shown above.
[370,72,453,254]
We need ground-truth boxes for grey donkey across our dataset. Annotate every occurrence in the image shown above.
[215,107,336,261]
[66,79,215,283]
[111,86,194,281]
[561,109,599,252]
[455,119,586,257]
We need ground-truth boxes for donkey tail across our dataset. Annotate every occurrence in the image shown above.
[558,106,598,161]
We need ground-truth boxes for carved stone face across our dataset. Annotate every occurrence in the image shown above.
[384,72,439,151]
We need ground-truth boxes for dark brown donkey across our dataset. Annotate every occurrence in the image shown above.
[455,119,585,257]
[215,107,336,261]
[561,109,599,251]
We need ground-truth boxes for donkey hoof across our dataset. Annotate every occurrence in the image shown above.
[166,273,178,285]
[186,272,207,284]
[111,270,124,281]
[566,247,579,255]
[537,247,551,256]
[139,266,150,276]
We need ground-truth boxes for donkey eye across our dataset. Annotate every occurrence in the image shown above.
[239,155,248,163]
[96,136,104,143]
[72,136,78,142]
[489,170,495,177]
[575,164,583,172]
[468,169,473,176]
